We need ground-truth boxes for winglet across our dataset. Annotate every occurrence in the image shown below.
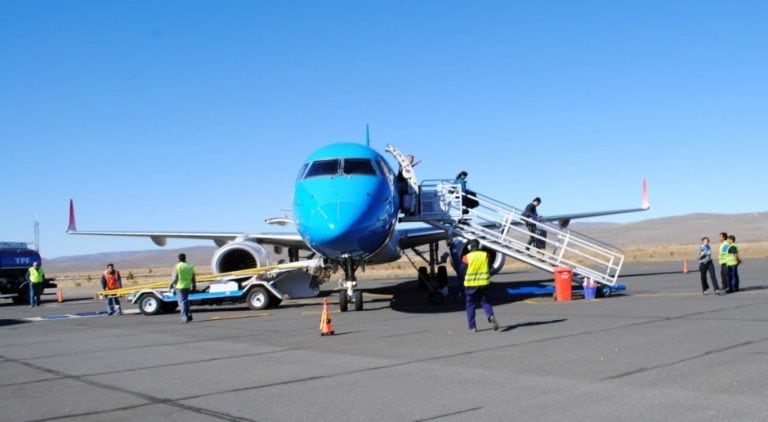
[641,177,650,210]
[67,199,77,232]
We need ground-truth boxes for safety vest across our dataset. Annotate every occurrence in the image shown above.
[175,262,195,289]
[463,251,491,287]
[28,267,44,284]
[719,241,729,265]
[103,270,122,290]
[725,244,739,267]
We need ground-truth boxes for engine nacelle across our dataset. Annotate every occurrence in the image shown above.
[364,235,402,265]
[211,241,269,274]
[448,237,506,276]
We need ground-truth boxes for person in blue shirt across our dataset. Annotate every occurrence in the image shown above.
[698,237,722,295]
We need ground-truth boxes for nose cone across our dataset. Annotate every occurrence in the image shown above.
[293,178,396,258]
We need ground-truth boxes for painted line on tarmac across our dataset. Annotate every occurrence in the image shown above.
[522,298,602,305]
[24,309,140,322]
[209,313,269,321]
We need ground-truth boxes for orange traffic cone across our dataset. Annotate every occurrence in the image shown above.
[683,260,689,274]
[320,297,335,336]
[57,287,64,303]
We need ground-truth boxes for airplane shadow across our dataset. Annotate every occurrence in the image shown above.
[369,277,567,315]
[0,319,30,327]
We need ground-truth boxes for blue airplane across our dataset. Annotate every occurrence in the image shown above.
[68,139,649,311]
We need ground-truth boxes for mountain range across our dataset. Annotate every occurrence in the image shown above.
[43,212,768,273]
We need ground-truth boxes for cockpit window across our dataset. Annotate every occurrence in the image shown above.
[305,160,340,178]
[296,163,309,181]
[343,159,377,175]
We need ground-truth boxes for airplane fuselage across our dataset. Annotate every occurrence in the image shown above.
[292,143,399,260]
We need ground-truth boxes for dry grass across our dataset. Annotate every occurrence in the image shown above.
[51,241,768,288]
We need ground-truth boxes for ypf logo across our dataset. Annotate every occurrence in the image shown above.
[15,257,31,265]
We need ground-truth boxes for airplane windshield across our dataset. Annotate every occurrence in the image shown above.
[343,159,377,176]
[305,160,340,178]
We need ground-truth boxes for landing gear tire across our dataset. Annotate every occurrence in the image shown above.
[436,266,448,289]
[247,287,271,310]
[339,290,349,312]
[138,294,163,315]
[428,290,445,305]
[417,267,429,289]
[354,290,363,311]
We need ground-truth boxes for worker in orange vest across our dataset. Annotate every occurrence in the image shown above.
[100,263,123,315]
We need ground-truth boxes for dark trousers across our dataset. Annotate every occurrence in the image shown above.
[106,296,121,314]
[29,283,43,306]
[465,286,494,330]
[526,223,537,248]
[699,261,719,291]
[720,264,731,291]
[729,265,740,292]
[176,288,191,321]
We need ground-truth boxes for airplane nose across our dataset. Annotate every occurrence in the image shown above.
[302,200,388,257]
[315,201,363,236]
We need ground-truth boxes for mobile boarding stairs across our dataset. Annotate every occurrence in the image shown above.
[388,146,625,290]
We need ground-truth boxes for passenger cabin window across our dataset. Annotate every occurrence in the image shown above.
[343,159,377,176]
[304,160,340,178]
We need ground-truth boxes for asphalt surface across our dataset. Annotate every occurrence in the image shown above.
[1,260,767,422]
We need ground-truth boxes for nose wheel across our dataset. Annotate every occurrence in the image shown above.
[338,283,363,312]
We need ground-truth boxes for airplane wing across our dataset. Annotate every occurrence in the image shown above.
[539,178,650,228]
[66,200,306,249]
[395,178,650,248]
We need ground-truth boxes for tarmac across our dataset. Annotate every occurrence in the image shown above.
[1,260,767,422]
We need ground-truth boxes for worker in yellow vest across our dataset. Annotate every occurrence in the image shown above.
[26,261,45,307]
[169,253,196,323]
[726,235,742,293]
[718,232,731,293]
[461,240,499,332]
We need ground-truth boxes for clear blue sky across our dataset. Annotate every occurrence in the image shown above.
[2,1,766,258]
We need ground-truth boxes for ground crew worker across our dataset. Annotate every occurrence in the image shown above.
[718,232,731,293]
[523,197,542,250]
[100,263,123,315]
[26,261,44,307]
[698,237,722,295]
[462,239,499,332]
[169,253,196,323]
[726,235,741,292]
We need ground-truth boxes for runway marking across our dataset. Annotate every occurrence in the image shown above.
[209,313,269,321]
[24,309,140,322]
[522,298,602,305]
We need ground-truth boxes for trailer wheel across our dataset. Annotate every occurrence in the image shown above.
[598,285,613,298]
[138,294,163,315]
[247,287,271,310]
[162,302,178,313]
[436,266,448,288]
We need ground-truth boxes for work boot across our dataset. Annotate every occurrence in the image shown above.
[489,316,499,331]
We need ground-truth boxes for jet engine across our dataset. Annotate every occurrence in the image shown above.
[210,241,269,274]
[448,237,506,275]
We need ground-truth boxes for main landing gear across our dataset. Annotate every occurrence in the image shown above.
[338,259,363,312]
[407,241,449,305]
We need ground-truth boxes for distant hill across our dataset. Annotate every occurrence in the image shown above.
[572,212,768,245]
[43,212,768,273]
[44,246,216,273]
